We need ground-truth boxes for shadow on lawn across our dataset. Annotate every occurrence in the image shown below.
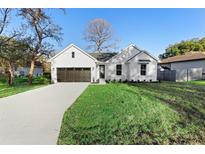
[127,82,205,126]
[126,82,205,144]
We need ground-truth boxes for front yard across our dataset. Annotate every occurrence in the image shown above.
[58,82,205,145]
[0,76,50,98]
[186,80,205,86]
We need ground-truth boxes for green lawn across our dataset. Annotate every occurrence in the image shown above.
[186,80,205,86]
[0,76,50,98]
[58,82,205,145]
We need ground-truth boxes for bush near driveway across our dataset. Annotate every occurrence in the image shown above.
[58,82,205,145]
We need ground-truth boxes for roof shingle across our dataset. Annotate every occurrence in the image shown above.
[160,52,205,64]
[89,52,117,62]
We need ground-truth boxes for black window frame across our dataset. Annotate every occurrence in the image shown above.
[72,52,75,58]
[116,64,122,75]
[140,64,147,76]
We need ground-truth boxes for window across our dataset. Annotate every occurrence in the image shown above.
[140,64,147,76]
[116,64,122,75]
[72,52,75,58]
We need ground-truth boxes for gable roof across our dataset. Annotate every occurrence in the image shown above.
[126,49,158,62]
[160,52,205,64]
[105,44,140,63]
[49,44,97,62]
[49,43,158,64]
[89,52,117,62]
[106,44,158,63]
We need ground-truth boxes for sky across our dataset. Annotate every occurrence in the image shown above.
[6,8,205,57]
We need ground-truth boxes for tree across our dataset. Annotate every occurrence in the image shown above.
[0,9,10,35]
[83,18,119,52]
[18,9,62,84]
[0,8,26,85]
[159,37,205,59]
[0,36,29,85]
[0,9,22,46]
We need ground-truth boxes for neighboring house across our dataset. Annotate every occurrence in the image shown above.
[0,63,43,77]
[159,52,205,81]
[15,61,43,77]
[15,67,43,77]
[50,43,158,83]
[0,61,43,76]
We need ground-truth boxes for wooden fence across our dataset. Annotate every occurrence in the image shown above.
[157,70,176,81]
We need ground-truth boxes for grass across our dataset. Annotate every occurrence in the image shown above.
[186,80,205,86]
[58,82,205,145]
[0,76,50,98]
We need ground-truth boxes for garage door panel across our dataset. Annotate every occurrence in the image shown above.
[57,68,65,82]
[57,68,91,82]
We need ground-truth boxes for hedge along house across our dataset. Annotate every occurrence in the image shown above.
[49,44,158,83]
[159,52,205,81]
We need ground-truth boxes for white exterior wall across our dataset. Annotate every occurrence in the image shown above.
[128,52,158,81]
[171,60,205,81]
[105,45,157,81]
[105,46,140,81]
[50,45,97,83]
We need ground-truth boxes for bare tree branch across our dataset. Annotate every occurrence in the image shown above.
[0,8,11,35]
[83,18,119,52]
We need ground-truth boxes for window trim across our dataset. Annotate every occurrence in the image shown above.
[140,64,147,76]
[116,64,122,75]
[72,52,75,58]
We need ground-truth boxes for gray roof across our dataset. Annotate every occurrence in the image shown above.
[89,52,117,62]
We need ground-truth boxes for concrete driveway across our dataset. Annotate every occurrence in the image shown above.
[0,83,89,145]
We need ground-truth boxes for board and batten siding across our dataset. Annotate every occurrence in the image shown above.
[51,45,97,83]
[105,45,157,81]
[105,45,140,81]
[128,52,157,81]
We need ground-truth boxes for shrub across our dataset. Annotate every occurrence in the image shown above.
[43,72,51,80]
[122,79,128,83]
[105,79,110,83]
[33,76,50,84]
[0,74,7,83]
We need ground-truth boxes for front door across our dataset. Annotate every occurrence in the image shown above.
[99,65,105,79]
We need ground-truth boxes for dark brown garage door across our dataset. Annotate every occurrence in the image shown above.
[57,68,91,82]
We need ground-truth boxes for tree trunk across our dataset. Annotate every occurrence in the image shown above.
[28,58,35,85]
[7,62,14,86]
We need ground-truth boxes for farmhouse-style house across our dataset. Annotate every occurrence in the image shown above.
[50,44,158,83]
[159,52,205,81]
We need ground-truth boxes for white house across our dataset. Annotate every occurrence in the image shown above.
[50,44,158,83]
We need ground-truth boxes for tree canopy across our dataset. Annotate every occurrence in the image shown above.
[159,38,205,59]
[0,36,29,85]
[18,8,62,84]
